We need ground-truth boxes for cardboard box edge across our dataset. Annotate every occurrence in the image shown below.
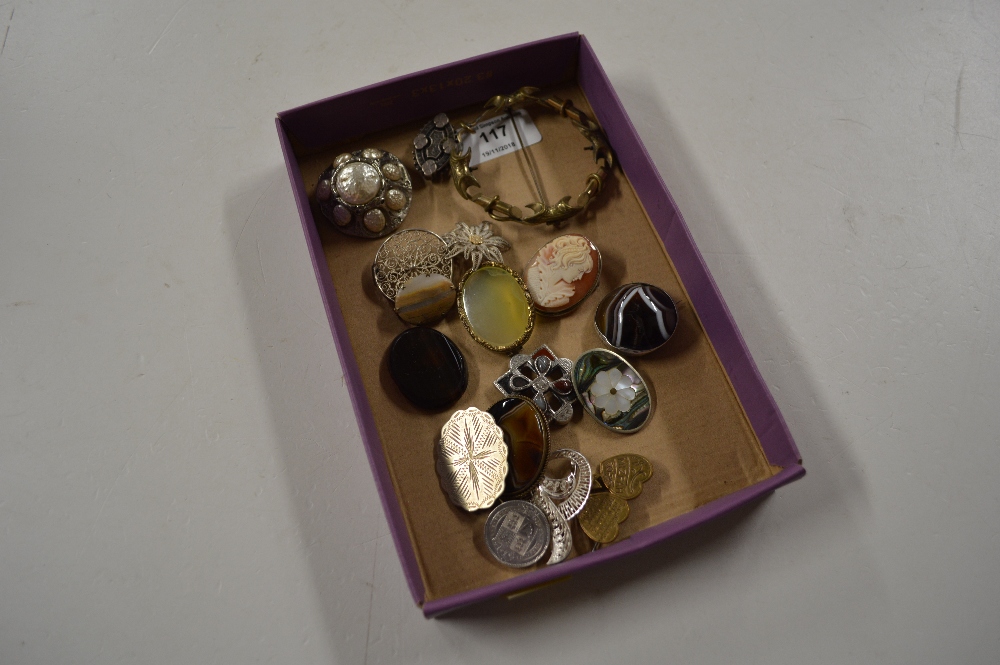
[275,33,807,614]
[423,464,805,617]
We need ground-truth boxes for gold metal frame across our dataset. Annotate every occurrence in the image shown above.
[456,262,536,353]
[450,87,615,227]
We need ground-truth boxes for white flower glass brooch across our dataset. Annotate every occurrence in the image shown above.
[571,348,652,434]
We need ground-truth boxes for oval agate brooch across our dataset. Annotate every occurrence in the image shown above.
[487,395,550,500]
[388,328,467,410]
[595,282,678,355]
[457,262,535,353]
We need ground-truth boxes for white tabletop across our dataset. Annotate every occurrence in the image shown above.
[2,2,998,663]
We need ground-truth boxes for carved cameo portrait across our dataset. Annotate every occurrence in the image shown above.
[525,234,602,316]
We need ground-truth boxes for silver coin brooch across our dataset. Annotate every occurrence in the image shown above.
[484,500,551,568]
[481,447,594,568]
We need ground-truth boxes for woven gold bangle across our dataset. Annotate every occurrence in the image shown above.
[449,87,615,227]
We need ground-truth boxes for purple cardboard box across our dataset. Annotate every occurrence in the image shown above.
[276,33,804,616]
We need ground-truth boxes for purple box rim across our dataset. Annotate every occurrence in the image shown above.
[423,464,804,617]
[276,33,804,617]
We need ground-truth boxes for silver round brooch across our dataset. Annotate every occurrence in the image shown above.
[372,229,452,301]
[315,148,412,239]
[372,229,457,325]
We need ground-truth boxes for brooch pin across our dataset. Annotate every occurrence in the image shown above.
[524,234,602,316]
[594,283,678,355]
[539,448,593,521]
[577,491,630,545]
[456,262,534,353]
[315,148,412,238]
[435,408,508,512]
[487,396,549,500]
[532,448,593,565]
[578,453,653,545]
[442,221,512,272]
[413,113,458,179]
[597,454,653,500]
[450,87,614,227]
[530,488,571,565]
[372,229,455,325]
[572,348,652,434]
[495,344,576,424]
